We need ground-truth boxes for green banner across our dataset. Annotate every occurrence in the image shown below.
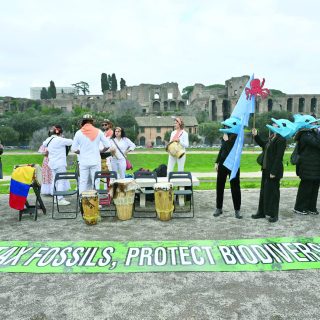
[0,237,320,273]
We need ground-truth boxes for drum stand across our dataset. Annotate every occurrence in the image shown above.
[19,182,46,221]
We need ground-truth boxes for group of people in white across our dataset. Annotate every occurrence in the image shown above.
[40,115,136,206]
[39,115,189,206]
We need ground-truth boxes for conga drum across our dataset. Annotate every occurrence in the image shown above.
[166,141,185,159]
[81,190,100,225]
[112,179,137,220]
[153,182,174,221]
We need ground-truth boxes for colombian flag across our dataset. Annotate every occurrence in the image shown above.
[9,166,35,210]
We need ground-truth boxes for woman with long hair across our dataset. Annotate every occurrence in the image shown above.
[109,127,136,179]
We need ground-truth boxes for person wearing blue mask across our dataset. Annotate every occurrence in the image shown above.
[292,114,320,215]
[213,117,242,219]
[251,118,293,223]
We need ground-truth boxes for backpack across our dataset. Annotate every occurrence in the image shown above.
[153,164,167,177]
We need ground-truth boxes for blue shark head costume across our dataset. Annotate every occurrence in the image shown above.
[219,117,241,134]
[266,118,296,139]
[293,114,320,131]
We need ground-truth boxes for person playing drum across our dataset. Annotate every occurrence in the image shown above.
[43,125,73,206]
[167,117,189,176]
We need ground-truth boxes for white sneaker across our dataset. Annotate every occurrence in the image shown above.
[58,199,70,206]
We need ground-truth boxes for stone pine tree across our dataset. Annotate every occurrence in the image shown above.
[48,80,57,99]
[71,81,90,95]
[40,87,48,99]
[101,73,110,92]
[120,78,126,89]
[111,73,117,91]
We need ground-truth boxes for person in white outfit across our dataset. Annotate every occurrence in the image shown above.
[71,114,111,194]
[167,117,189,175]
[109,127,136,179]
[43,125,73,206]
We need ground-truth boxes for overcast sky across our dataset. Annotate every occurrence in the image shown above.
[1,0,320,98]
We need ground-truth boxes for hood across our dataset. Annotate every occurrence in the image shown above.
[219,117,241,134]
[266,118,297,139]
[293,114,320,130]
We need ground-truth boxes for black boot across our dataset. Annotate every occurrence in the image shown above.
[235,210,242,219]
[213,208,223,217]
[251,213,265,219]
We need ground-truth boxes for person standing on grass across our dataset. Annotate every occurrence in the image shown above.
[213,117,242,219]
[167,117,189,176]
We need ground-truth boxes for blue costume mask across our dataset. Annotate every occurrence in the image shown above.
[219,117,241,134]
[293,114,320,130]
[266,118,296,139]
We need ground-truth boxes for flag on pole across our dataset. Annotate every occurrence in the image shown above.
[223,74,255,180]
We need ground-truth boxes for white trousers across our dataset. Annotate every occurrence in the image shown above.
[167,154,186,176]
[51,166,69,200]
[111,158,126,179]
[79,164,101,194]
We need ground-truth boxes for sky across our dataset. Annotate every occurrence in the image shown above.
[1,0,320,98]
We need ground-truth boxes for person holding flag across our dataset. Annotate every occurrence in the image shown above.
[213,117,242,219]
[213,75,255,219]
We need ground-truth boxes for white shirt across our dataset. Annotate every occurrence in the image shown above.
[71,129,111,166]
[110,137,136,160]
[170,130,189,149]
[43,135,73,169]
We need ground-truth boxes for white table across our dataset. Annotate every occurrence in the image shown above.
[135,176,200,207]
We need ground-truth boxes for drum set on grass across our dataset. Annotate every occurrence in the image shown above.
[81,179,175,225]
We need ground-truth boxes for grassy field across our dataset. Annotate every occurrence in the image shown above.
[0,152,296,175]
[0,152,299,194]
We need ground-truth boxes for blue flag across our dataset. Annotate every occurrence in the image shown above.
[223,74,255,180]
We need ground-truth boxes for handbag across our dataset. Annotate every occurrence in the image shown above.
[256,152,264,166]
[290,143,300,165]
[126,159,133,170]
[112,138,133,170]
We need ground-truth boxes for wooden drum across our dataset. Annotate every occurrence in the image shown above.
[112,179,137,220]
[166,141,185,159]
[81,190,100,225]
[153,182,174,221]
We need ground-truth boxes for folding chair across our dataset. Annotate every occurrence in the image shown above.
[52,172,79,219]
[94,170,117,217]
[134,171,157,218]
[168,171,194,218]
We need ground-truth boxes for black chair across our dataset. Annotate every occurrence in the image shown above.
[52,172,79,219]
[168,171,194,218]
[133,171,157,218]
[94,170,117,217]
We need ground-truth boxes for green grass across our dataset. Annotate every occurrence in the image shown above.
[0,152,298,194]
[0,152,296,175]
[195,177,300,190]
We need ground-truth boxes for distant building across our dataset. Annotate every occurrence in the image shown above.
[135,116,198,147]
[30,87,75,99]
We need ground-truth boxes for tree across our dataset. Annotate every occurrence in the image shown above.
[182,86,194,100]
[198,122,221,145]
[40,87,48,100]
[71,81,90,95]
[48,80,57,99]
[164,131,172,142]
[120,78,126,90]
[0,126,19,145]
[101,73,109,92]
[111,73,117,91]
